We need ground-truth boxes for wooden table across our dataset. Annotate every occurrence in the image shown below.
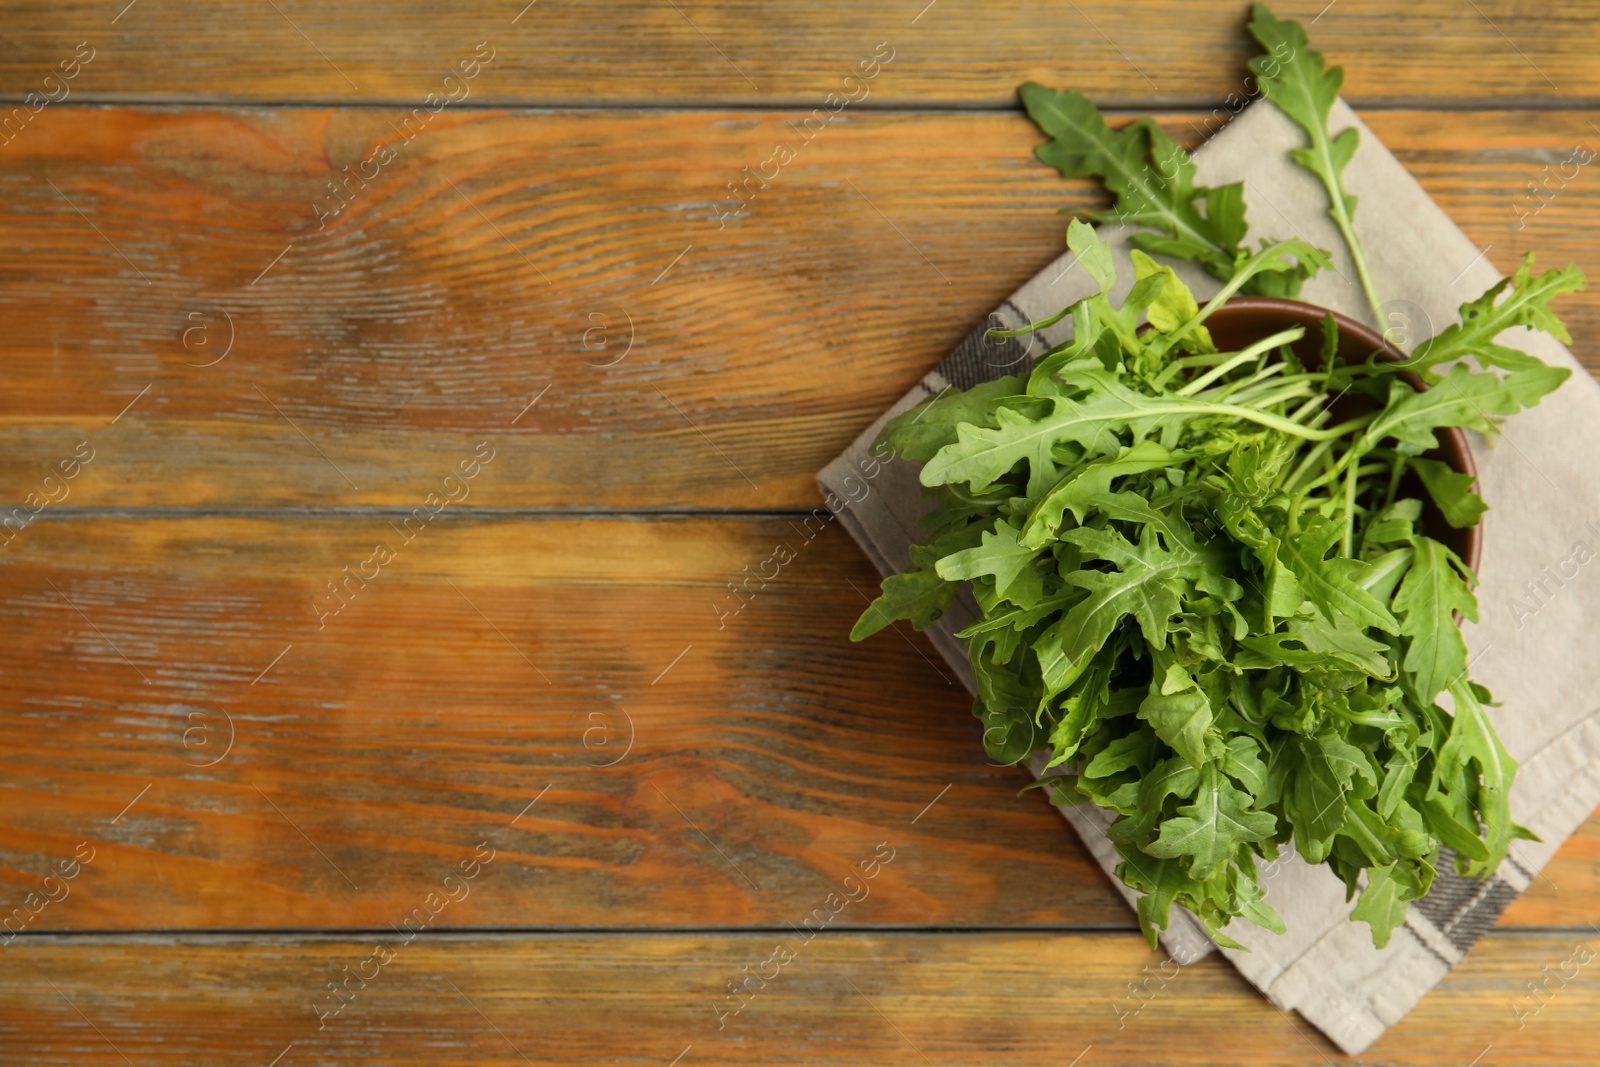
[1,2,1596,1063]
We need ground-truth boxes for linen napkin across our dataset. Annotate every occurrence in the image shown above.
[819,96,1600,1054]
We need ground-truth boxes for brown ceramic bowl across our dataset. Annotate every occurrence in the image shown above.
[1198,297,1481,572]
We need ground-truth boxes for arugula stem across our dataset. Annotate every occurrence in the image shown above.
[1207,362,1291,403]
[1158,241,1323,356]
[1311,157,1385,324]
[988,304,1073,338]
[1229,380,1316,408]
[1170,350,1259,370]
[1106,389,1376,443]
[1238,362,1292,389]
[1184,402,1370,440]
[1286,395,1327,425]
[1341,456,1359,556]
[1281,435,1338,493]
[1176,327,1304,396]
[1382,454,1406,510]
[1175,353,1260,397]
[1201,367,1377,408]
[1291,441,1385,542]
[1155,348,1259,390]
[1294,444,1367,498]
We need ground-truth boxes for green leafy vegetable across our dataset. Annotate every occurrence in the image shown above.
[1019,83,1323,299]
[1401,252,1583,396]
[853,220,1577,948]
[1409,459,1486,529]
[1351,863,1415,948]
[1246,3,1383,319]
[1392,537,1476,707]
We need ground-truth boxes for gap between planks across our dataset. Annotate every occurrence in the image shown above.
[0,924,1584,943]
[0,97,1594,115]
[5,507,844,521]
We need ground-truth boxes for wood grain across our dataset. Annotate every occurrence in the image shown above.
[0,513,1122,929]
[3,4,1597,1059]
[2,930,1595,1064]
[0,514,1594,931]
[0,107,1593,509]
[1,1,1597,107]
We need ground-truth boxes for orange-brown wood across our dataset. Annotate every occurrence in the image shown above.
[4,4,1599,1059]
[2,930,1595,1064]
[0,107,1593,509]
[0,1,1596,107]
[0,514,1125,929]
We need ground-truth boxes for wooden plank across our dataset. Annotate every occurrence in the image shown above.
[0,513,1125,929]
[0,514,1594,931]
[1,2,1597,107]
[0,106,1594,510]
[1,930,1595,1064]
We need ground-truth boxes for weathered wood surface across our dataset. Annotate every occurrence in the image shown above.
[0,1,1596,107]
[0,514,1120,929]
[3,931,1595,1064]
[0,107,1594,510]
[0,515,1594,931]
[3,2,1599,1059]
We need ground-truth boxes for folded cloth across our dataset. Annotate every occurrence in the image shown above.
[818,96,1600,1055]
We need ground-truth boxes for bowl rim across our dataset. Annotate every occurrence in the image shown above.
[1198,296,1483,575]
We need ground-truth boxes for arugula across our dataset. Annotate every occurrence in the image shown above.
[1410,459,1487,529]
[1020,4,1472,331]
[1392,537,1477,707]
[1246,4,1384,319]
[1148,764,1277,878]
[1351,863,1420,948]
[1401,252,1583,395]
[1019,83,1323,299]
[853,220,1578,948]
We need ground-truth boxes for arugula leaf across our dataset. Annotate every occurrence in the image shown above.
[1350,863,1415,948]
[1132,250,1210,345]
[1230,862,1288,935]
[1363,365,1523,453]
[936,520,1045,604]
[1363,501,1422,552]
[1392,536,1478,706]
[851,524,983,640]
[1277,515,1399,634]
[1140,754,1204,811]
[1138,668,1214,768]
[1403,254,1584,394]
[1147,765,1277,879]
[1068,215,1119,293]
[1114,838,1208,950]
[972,635,1044,763]
[918,366,1173,494]
[1247,3,1382,319]
[1239,611,1393,678]
[849,568,953,640]
[1436,679,1521,877]
[1409,458,1487,529]
[1054,524,1222,669]
[1019,84,1324,298]
[1083,724,1162,780]
[1044,664,1117,768]
[1020,83,1240,282]
[876,375,1028,462]
[1284,731,1377,863]
[1022,440,1176,548]
[1222,752,1271,824]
